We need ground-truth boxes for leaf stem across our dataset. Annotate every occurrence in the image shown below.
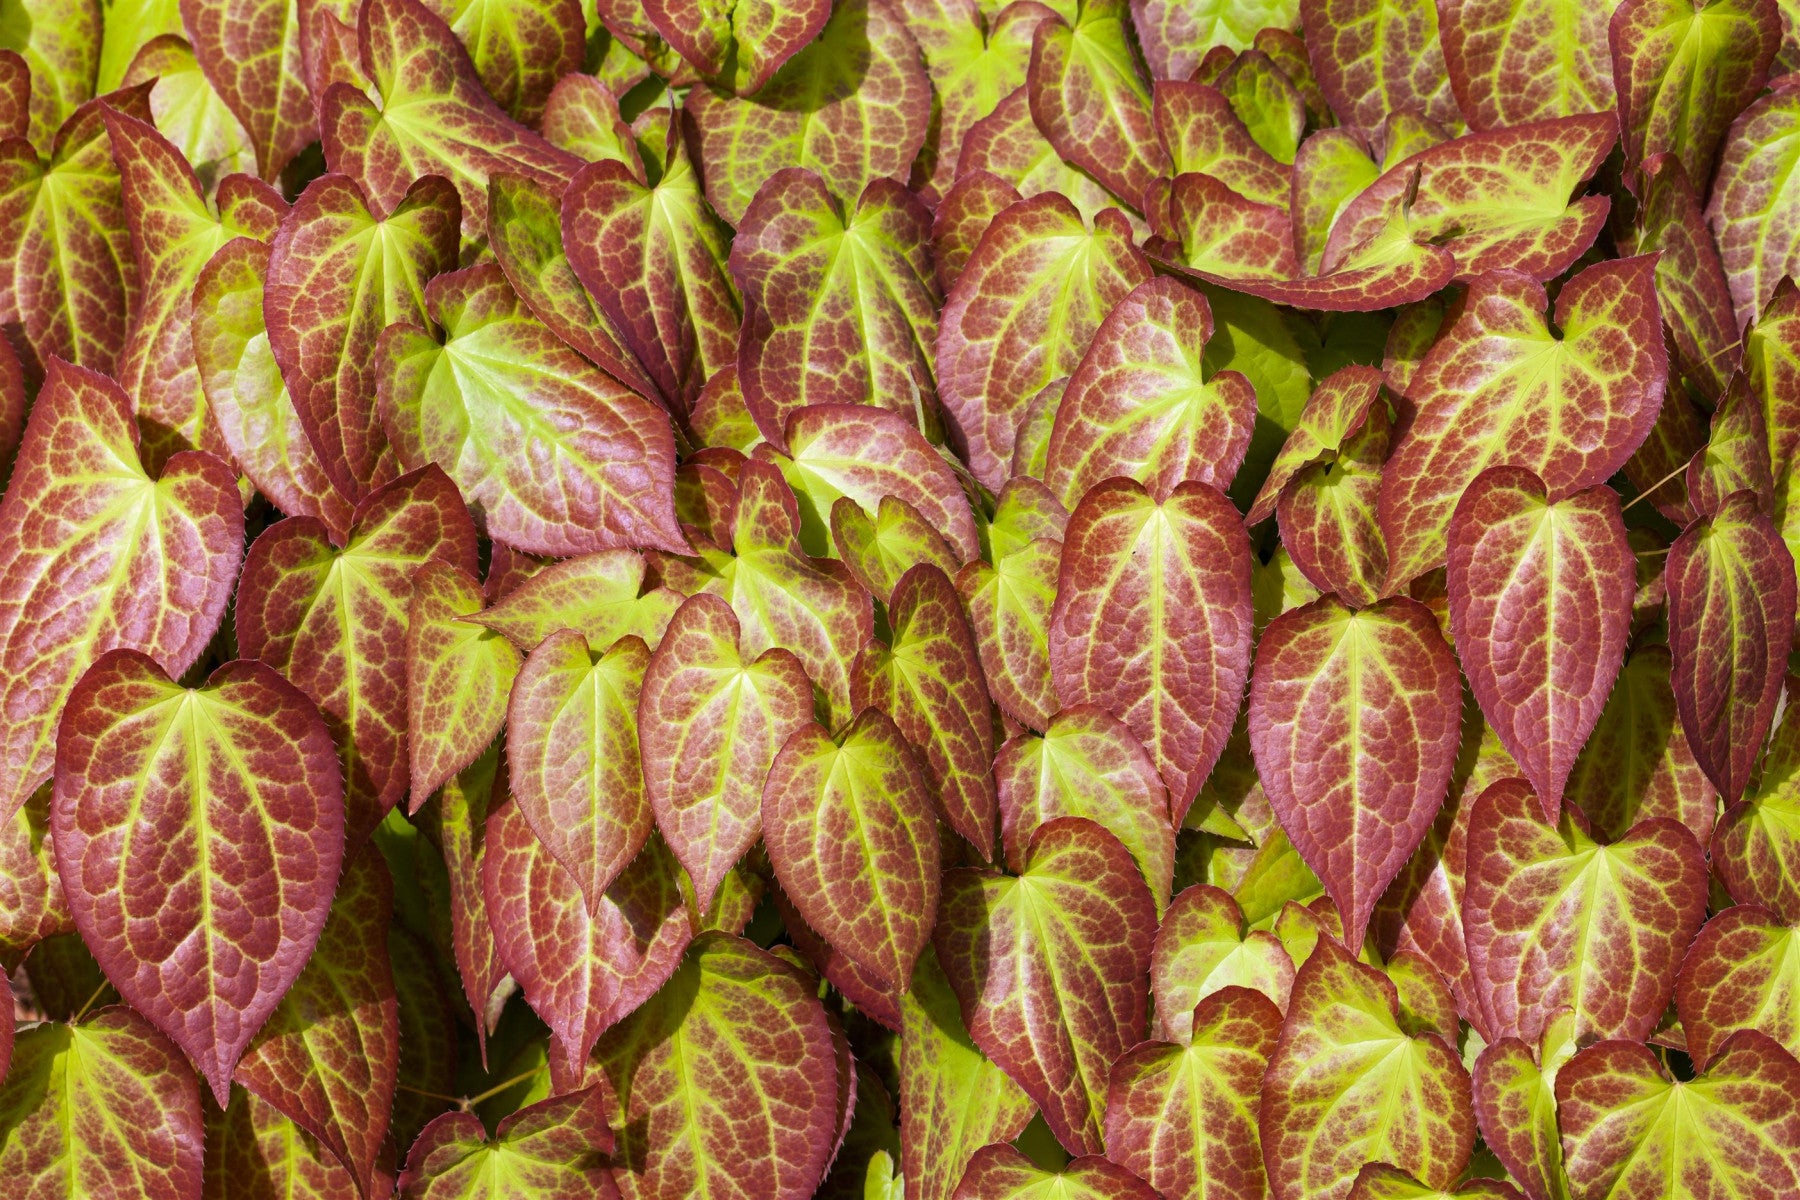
[71,979,112,1024]
[1621,460,1689,513]
[462,1068,545,1109]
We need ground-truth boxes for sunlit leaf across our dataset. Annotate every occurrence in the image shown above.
[399,1084,618,1199]
[1299,0,1458,141]
[1676,904,1800,1067]
[643,0,828,94]
[1438,0,1615,127]
[1708,78,1800,347]
[1028,0,1166,208]
[404,561,519,809]
[183,0,317,179]
[949,1143,1160,1199]
[427,0,584,124]
[1471,1009,1577,1200]
[1151,884,1295,1042]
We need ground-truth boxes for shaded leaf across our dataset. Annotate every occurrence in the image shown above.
[1027,0,1166,208]
[1471,1010,1577,1200]
[1299,0,1459,141]
[1635,151,1741,405]
[399,1085,618,1199]
[1707,77,1800,329]
[182,0,316,179]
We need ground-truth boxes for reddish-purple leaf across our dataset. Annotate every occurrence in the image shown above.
[644,0,828,94]
[1249,365,1386,526]
[0,360,242,822]
[206,1085,369,1200]
[931,169,1022,295]
[52,650,344,1105]
[852,564,996,857]
[399,1085,618,1200]
[483,798,691,1083]
[1635,151,1742,405]
[936,193,1150,489]
[233,848,396,1199]
[1676,904,1800,1067]
[1152,885,1296,1041]
[957,85,1126,225]
[763,710,941,995]
[956,482,1066,732]
[1446,470,1634,823]
[1028,1,1167,208]
[951,1143,1161,1199]
[318,0,580,237]
[539,73,643,173]
[1556,1031,1800,1199]
[236,465,480,841]
[404,561,519,810]
[1714,691,1800,921]
[1105,986,1282,1200]
[265,172,461,504]
[1349,1165,1523,1200]
[934,817,1157,1155]
[1050,478,1253,822]
[1438,0,1616,128]
[595,933,844,1200]
[423,0,585,126]
[1463,777,1710,1044]
[1276,395,1392,607]
[1688,372,1776,516]
[417,749,509,1049]
[507,629,651,912]
[1132,0,1297,83]
[1470,1010,1576,1200]
[0,784,73,972]
[1706,77,1800,329]
[1666,490,1797,802]
[181,0,317,180]
[1378,259,1666,589]
[1299,0,1459,141]
[639,592,814,912]
[1248,595,1462,953]
[831,494,962,603]
[1155,79,1290,207]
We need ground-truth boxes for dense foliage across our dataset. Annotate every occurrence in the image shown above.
[1,0,1799,1196]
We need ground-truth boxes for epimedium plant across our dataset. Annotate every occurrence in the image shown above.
[0,0,1799,1195]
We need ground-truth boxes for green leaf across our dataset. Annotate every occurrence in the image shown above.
[1028,0,1166,207]
[404,560,520,809]
[124,36,257,188]
[433,0,584,124]
[398,1085,617,1198]
[1150,884,1295,1041]
[947,1142,1161,1198]
[471,549,683,654]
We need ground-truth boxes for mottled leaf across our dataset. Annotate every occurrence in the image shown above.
[1275,388,1392,606]
[1710,79,1800,352]
[1299,0,1458,141]
[405,561,519,809]
[1028,0,1165,208]
[472,549,682,654]
[1152,884,1296,1042]
[1471,1010,1577,1200]
[1247,365,1385,527]
[956,85,1123,225]
[1677,904,1800,1067]
[1155,79,1291,207]
[0,783,72,972]
[1438,0,1616,127]
[1134,0,1298,80]
[398,1085,618,1199]
[832,494,961,602]
[182,0,316,179]
[949,1143,1160,1199]
[1635,151,1741,405]
[426,0,584,125]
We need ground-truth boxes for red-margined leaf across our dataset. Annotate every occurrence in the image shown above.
[0,360,241,822]
[851,564,995,857]
[52,650,344,1105]
[1471,1009,1577,1200]
[561,127,740,416]
[1676,904,1800,1067]
[236,464,480,841]
[644,0,827,94]
[1378,258,1666,590]
[1556,1031,1800,1200]
[1248,595,1462,954]
[1446,470,1634,823]
[1289,129,1380,273]
[265,172,461,504]
[1688,372,1776,517]
[686,459,874,731]
[233,848,396,1200]
[685,0,931,227]
[121,35,257,185]
[639,593,814,909]
[1028,0,1167,208]
[950,1144,1160,1199]
[934,817,1157,1155]
[0,90,141,378]
[0,329,20,471]
[485,172,663,408]
[1132,0,1296,81]
[0,784,73,971]
[996,707,1173,910]
[206,1085,366,1200]
[1463,777,1709,1044]
[1706,77,1800,329]
[181,0,315,180]
[931,170,1022,294]
[471,549,683,654]
[1437,0,1615,127]
[192,237,356,541]
[376,264,684,556]
[762,710,941,995]
[507,629,651,912]
[1716,697,1800,917]
[1259,936,1475,1200]
[1043,276,1256,507]
[900,947,1036,1200]
[595,933,844,1200]
[956,85,1125,226]
[1276,393,1391,607]
[765,403,981,562]
[956,479,1066,731]
[1213,48,1306,164]
[482,799,691,1083]
[399,1085,618,1200]
[386,923,458,1154]
[425,0,583,125]
[1152,884,1296,1041]
[1105,986,1284,1200]
[1248,365,1385,526]
[0,1007,204,1198]
[1155,79,1291,207]
[936,192,1150,489]
[1298,0,1458,140]
[0,2,99,152]
[1322,117,1616,287]
[405,561,520,809]
[1349,1165,1523,1200]
[731,170,940,445]
[540,73,643,173]
[1566,644,1718,847]
[318,0,579,236]
[1050,478,1253,822]
[417,749,509,1048]
[832,494,962,602]
[1635,152,1742,405]
[1610,0,1780,181]
[1666,490,1797,802]
[105,106,285,465]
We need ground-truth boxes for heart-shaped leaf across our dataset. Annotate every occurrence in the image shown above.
[596,933,845,1200]
[0,784,73,971]
[1676,904,1800,1067]
[1463,777,1709,1044]
[1471,1010,1577,1200]
[833,494,962,601]
[1155,79,1291,206]
[377,264,685,557]
[1438,0,1615,127]
[1249,595,1462,953]
[52,650,344,1104]
[405,560,520,809]
[0,360,242,821]
[1348,1165,1524,1200]
[1050,478,1253,822]
[471,549,683,654]
[1378,258,1665,590]
[1248,365,1386,525]
[645,0,827,93]
[1260,936,1474,1200]
[1556,1031,1800,1199]
[956,481,1066,731]
[1446,470,1634,823]
[1152,884,1296,1041]
[237,465,479,841]
[1028,0,1166,208]
[950,1143,1161,1199]
[1132,0,1297,81]
[432,0,584,125]
[1298,0,1458,140]
[399,1084,618,1199]
[958,85,1124,224]
[1706,77,1800,329]
[1687,373,1775,516]
[934,817,1157,1155]
[1105,985,1283,1200]
[1276,393,1392,606]
[508,629,651,912]
[937,192,1150,489]
[639,592,814,911]
[0,1007,204,1198]
[763,709,941,995]
[182,0,316,180]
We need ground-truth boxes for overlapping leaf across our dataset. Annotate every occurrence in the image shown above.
[405,561,519,809]
[1635,152,1741,405]
[1154,79,1291,206]
[957,86,1123,224]
[398,1085,618,1199]
[1134,0,1298,79]
[1470,1009,1576,1200]
[1028,0,1166,208]
[832,494,962,601]
[934,817,1157,1155]
[949,1143,1160,1199]
[1438,0,1615,127]
[473,549,683,653]
[0,784,72,971]
[956,480,1066,731]
[1676,904,1800,1066]
[1706,77,1800,328]
[182,0,316,179]
[1715,693,1800,922]
[1153,884,1296,1042]
[1298,0,1458,139]
[644,0,827,94]
[429,0,584,124]
[207,1085,366,1200]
